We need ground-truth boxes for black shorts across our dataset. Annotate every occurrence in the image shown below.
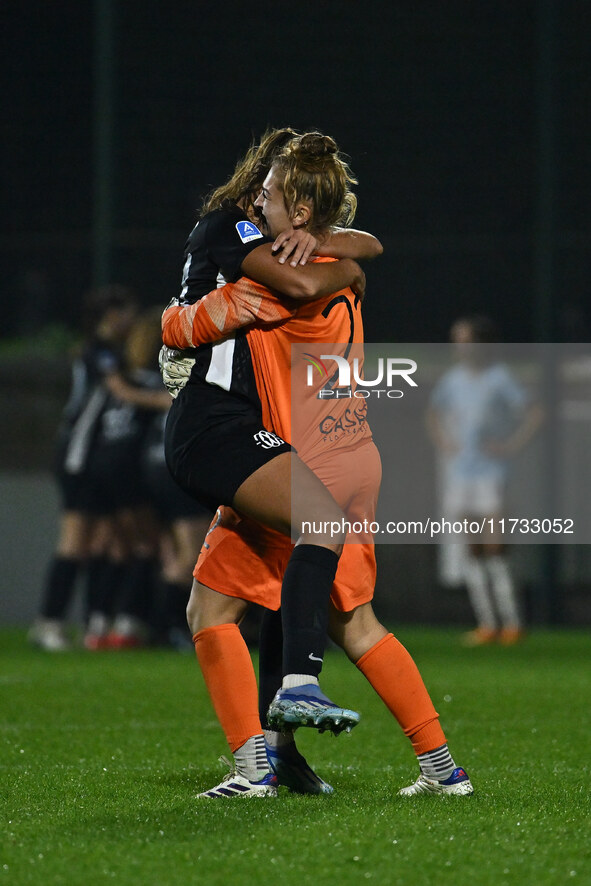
[164,380,291,513]
[55,465,97,512]
[54,436,100,513]
[84,445,146,515]
[54,430,145,515]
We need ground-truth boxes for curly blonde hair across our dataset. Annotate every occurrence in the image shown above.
[272,132,358,234]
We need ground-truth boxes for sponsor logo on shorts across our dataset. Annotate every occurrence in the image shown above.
[253,429,286,449]
[319,402,368,441]
[236,220,264,244]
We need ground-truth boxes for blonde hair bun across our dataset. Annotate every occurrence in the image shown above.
[274,130,358,232]
[294,133,338,159]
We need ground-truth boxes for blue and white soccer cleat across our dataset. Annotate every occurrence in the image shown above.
[265,741,334,795]
[197,758,278,798]
[267,684,360,735]
[398,766,474,796]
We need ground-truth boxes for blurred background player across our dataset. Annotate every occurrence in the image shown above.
[29,285,139,651]
[29,289,205,651]
[128,308,212,649]
[85,307,210,649]
[427,315,543,646]
[80,303,170,648]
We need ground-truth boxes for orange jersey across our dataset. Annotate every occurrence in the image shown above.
[161,276,295,347]
[246,260,371,465]
[161,258,372,463]
[178,261,381,612]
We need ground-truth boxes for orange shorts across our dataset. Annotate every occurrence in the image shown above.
[194,441,381,612]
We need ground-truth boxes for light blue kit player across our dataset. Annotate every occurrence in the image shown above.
[427,316,542,646]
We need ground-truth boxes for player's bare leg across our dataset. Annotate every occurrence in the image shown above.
[29,511,92,651]
[235,453,360,735]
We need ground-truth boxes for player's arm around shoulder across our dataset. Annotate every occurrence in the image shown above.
[316,227,383,261]
[160,279,296,350]
[161,298,221,349]
[242,243,365,301]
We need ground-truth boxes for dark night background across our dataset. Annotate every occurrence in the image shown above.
[1,2,591,628]
[3,0,590,344]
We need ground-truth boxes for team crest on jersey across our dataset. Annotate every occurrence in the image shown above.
[236,220,264,244]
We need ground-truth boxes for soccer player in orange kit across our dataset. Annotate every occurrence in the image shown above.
[162,132,473,799]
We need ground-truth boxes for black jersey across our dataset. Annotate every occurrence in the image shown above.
[59,338,125,475]
[161,205,272,404]
[82,368,160,513]
[180,205,271,304]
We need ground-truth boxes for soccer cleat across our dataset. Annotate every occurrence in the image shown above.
[83,632,111,651]
[498,626,525,646]
[105,615,146,649]
[28,619,71,652]
[399,766,474,797]
[461,627,497,647]
[266,741,333,795]
[267,684,360,735]
[197,758,277,799]
[104,632,145,650]
[84,612,111,650]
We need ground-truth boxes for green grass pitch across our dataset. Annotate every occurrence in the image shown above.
[1,627,590,886]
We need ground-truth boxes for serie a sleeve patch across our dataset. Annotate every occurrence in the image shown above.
[235,220,264,244]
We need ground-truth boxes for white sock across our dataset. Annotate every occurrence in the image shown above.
[86,611,110,636]
[417,743,456,781]
[486,555,521,627]
[282,674,319,689]
[112,614,143,637]
[264,730,295,750]
[463,555,496,629]
[233,733,270,781]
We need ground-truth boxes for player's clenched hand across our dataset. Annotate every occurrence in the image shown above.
[272,227,318,266]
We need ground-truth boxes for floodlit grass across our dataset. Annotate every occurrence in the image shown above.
[1,627,590,885]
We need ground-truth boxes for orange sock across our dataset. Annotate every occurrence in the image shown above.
[193,624,262,753]
[356,633,446,755]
